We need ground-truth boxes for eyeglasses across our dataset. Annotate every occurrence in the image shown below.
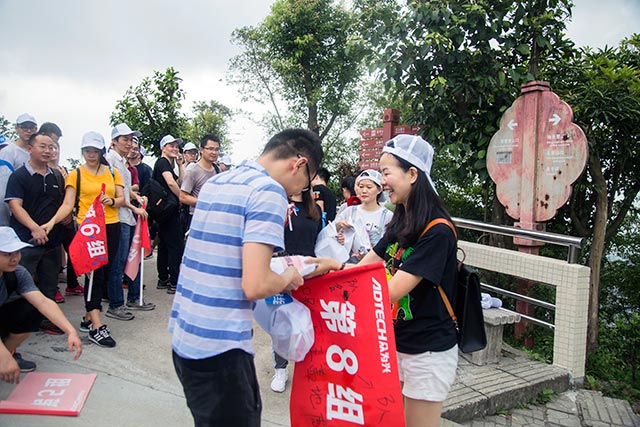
[18,124,37,132]
[202,146,220,152]
[297,153,313,192]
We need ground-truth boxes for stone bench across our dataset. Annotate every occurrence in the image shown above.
[466,308,521,365]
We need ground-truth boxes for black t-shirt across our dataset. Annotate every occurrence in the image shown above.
[373,221,458,353]
[5,165,63,246]
[312,184,336,222]
[284,201,322,256]
[136,162,153,190]
[152,157,178,203]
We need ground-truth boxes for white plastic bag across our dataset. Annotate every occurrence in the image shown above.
[314,221,350,263]
[254,297,314,362]
[350,216,371,256]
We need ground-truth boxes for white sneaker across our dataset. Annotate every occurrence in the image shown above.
[270,368,288,393]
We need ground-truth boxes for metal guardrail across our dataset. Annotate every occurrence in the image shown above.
[452,217,584,330]
[452,217,585,263]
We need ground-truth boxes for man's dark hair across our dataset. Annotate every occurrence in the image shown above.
[263,129,324,175]
[200,134,221,148]
[27,132,51,146]
[316,167,330,183]
[38,122,62,138]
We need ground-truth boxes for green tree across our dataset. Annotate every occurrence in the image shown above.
[543,35,640,350]
[228,0,367,146]
[110,67,188,156]
[0,115,16,141]
[356,0,574,223]
[182,100,234,155]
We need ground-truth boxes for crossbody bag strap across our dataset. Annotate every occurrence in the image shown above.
[419,218,459,327]
[74,167,81,216]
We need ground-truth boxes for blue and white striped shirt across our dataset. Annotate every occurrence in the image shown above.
[169,160,287,359]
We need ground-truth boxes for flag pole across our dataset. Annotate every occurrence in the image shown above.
[139,246,144,306]
[86,271,94,302]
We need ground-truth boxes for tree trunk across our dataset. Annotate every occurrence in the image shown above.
[587,152,608,353]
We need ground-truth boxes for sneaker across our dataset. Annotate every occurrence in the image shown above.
[127,298,156,311]
[167,284,177,294]
[105,306,135,321]
[157,278,170,289]
[270,368,288,393]
[88,325,116,348]
[13,352,36,373]
[55,289,65,303]
[40,320,64,335]
[65,285,84,296]
[79,317,92,333]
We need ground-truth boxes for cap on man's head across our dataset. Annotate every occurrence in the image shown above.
[356,169,382,188]
[111,123,142,139]
[0,226,32,253]
[138,145,147,157]
[16,113,37,126]
[159,134,183,149]
[382,134,437,192]
[183,142,198,152]
[132,135,139,144]
[219,155,232,166]
[81,131,106,150]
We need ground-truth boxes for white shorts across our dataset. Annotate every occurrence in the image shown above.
[397,345,458,402]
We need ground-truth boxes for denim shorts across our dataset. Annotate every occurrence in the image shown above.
[397,345,459,402]
[172,349,262,427]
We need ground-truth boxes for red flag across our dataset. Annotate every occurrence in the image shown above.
[69,185,108,276]
[290,263,405,427]
[124,205,151,281]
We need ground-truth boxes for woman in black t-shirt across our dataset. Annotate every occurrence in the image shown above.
[153,135,184,294]
[351,135,458,427]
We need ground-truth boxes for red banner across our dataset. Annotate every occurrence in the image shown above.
[124,206,151,281]
[291,263,405,427]
[68,187,108,276]
[0,372,97,416]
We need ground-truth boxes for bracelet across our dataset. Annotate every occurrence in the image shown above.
[340,262,346,270]
[110,198,115,206]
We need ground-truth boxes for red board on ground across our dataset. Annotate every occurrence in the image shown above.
[0,372,97,416]
[291,263,405,427]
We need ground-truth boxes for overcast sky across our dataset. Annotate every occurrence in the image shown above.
[0,0,638,167]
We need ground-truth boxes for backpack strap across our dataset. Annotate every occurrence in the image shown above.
[419,218,459,329]
[74,167,81,217]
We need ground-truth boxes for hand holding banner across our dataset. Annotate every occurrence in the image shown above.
[291,263,405,427]
[68,185,108,276]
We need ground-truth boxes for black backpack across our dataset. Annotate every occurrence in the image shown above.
[424,219,488,354]
[141,178,178,223]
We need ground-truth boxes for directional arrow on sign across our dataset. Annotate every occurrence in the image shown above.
[507,119,518,130]
[549,113,561,126]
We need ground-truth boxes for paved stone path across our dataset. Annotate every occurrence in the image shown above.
[457,389,640,427]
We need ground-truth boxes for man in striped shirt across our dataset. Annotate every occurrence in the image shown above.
[169,128,324,426]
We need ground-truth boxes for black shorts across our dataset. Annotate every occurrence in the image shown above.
[173,349,262,427]
[0,297,42,338]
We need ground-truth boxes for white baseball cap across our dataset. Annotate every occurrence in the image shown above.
[81,131,106,150]
[111,123,141,139]
[219,154,232,165]
[159,134,183,149]
[183,142,198,152]
[382,134,437,192]
[138,145,147,157]
[356,169,382,188]
[16,113,37,126]
[0,226,32,252]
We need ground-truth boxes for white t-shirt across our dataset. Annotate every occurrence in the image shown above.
[335,204,392,247]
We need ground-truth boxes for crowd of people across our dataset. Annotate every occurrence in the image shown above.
[0,114,460,427]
